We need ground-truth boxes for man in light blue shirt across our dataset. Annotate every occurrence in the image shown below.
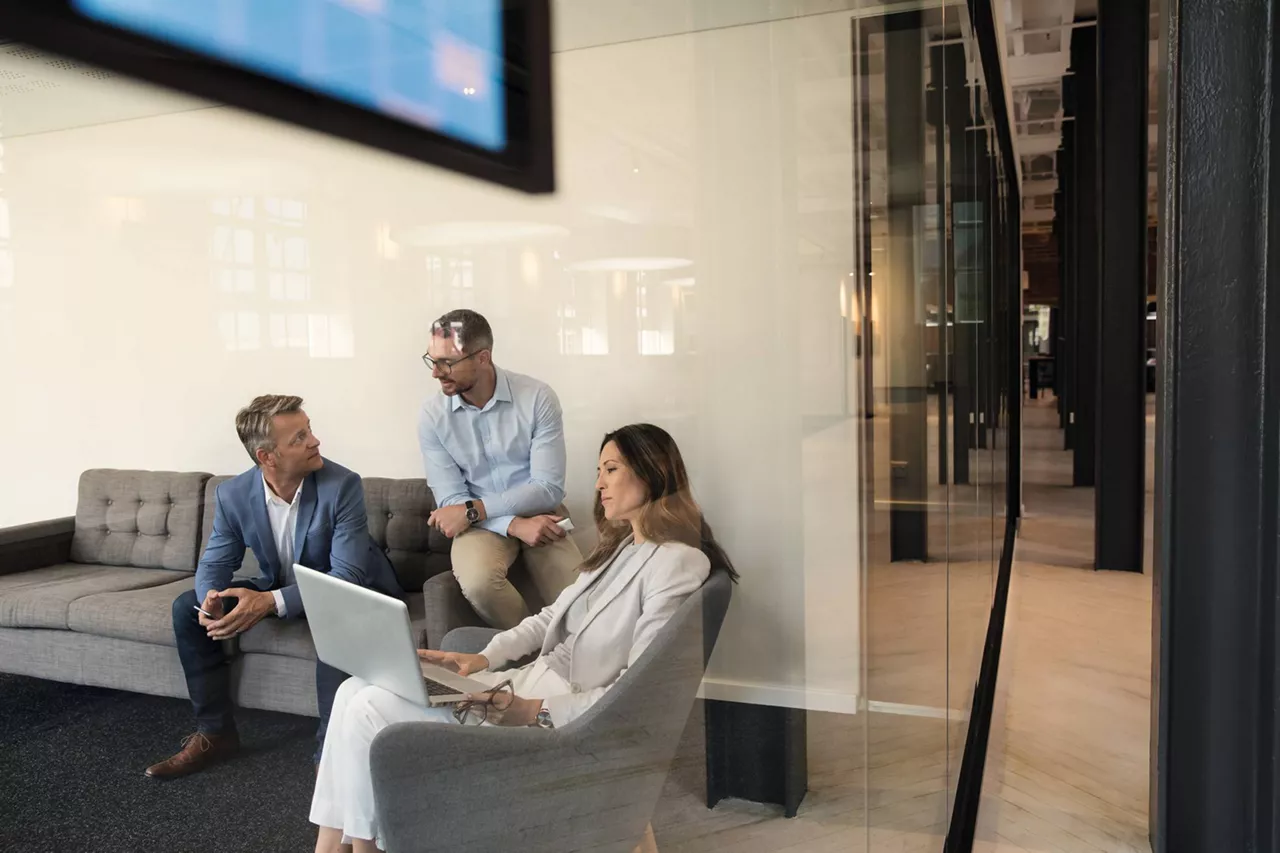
[418,309,582,628]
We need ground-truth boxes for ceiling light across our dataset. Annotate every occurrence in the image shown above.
[393,221,569,247]
[568,257,693,272]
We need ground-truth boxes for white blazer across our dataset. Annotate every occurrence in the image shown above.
[479,538,711,725]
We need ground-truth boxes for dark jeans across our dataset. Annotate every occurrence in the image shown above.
[172,581,348,762]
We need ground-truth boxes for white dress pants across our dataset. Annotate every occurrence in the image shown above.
[309,659,569,850]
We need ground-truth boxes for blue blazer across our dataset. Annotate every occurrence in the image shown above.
[194,459,401,617]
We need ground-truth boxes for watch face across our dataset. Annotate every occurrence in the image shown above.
[466,508,479,522]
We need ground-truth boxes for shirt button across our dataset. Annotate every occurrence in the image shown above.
[570,683,581,694]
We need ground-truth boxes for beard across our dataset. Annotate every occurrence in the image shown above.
[441,376,474,397]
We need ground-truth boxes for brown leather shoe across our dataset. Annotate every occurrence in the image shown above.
[145,731,240,779]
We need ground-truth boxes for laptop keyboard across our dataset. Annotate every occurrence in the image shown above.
[423,677,462,696]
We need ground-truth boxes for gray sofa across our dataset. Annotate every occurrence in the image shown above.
[0,469,459,717]
[369,570,733,853]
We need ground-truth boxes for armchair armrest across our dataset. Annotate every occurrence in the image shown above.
[422,572,488,650]
[440,627,501,655]
[370,723,651,853]
[0,518,75,577]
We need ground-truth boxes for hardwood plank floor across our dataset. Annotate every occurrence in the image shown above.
[649,395,1152,852]
[974,397,1153,853]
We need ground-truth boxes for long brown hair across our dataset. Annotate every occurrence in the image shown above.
[580,423,738,582]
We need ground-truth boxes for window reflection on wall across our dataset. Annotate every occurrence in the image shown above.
[0,198,11,289]
[0,131,12,360]
[213,196,352,358]
[558,276,608,355]
[426,255,475,314]
[636,273,677,356]
[671,278,696,354]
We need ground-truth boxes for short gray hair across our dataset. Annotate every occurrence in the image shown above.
[431,309,494,355]
[235,394,303,465]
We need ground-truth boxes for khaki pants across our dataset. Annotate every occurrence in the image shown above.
[450,509,583,628]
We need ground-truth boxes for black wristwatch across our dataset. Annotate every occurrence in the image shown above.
[465,500,480,524]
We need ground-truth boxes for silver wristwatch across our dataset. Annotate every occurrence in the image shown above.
[533,706,555,729]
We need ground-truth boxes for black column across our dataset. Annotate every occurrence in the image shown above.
[929,44,950,487]
[975,134,993,451]
[1070,27,1099,487]
[858,22,876,422]
[945,43,974,486]
[1060,91,1076,443]
[885,12,928,562]
[1095,0,1148,572]
[1152,0,1280,848]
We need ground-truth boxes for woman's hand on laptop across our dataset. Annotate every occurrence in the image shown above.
[417,649,489,676]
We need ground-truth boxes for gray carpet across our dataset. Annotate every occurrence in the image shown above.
[0,673,724,853]
[0,673,318,853]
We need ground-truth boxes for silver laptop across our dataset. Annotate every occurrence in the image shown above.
[293,563,492,707]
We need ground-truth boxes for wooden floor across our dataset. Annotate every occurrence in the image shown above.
[973,397,1154,853]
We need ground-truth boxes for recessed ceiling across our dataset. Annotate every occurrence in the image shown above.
[0,42,208,139]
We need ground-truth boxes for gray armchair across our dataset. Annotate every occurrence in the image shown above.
[369,569,734,853]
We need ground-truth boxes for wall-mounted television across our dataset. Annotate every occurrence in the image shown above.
[0,0,554,193]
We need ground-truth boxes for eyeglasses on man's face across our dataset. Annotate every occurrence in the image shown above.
[421,349,485,376]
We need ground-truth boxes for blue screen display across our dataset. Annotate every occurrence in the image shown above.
[73,0,507,151]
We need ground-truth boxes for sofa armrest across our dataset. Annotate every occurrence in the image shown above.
[0,518,75,577]
[422,572,487,650]
[370,723,648,853]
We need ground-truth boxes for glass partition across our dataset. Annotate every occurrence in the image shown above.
[854,0,1014,846]
[0,3,1019,850]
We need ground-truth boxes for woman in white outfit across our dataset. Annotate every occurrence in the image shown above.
[312,423,737,853]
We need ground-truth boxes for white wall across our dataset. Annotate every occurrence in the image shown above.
[0,11,860,709]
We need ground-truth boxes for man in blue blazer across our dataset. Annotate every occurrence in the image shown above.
[145,395,400,779]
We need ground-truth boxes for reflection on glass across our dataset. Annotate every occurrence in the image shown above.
[636,276,676,356]
[218,310,261,351]
[0,8,1028,846]
[211,194,350,359]
[0,128,12,360]
[426,255,475,312]
[856,0,1014,845]
[558,278,609,355]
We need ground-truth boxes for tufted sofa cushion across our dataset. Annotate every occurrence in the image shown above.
[362,477,452,593]
[70,470,211,572]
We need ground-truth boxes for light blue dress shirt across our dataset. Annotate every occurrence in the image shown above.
[417,367,568,536]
